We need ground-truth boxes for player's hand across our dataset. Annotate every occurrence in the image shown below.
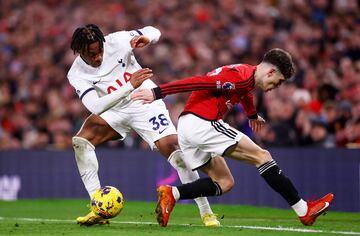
[130,68,153,88]
[249,115,266,133]
[131,89,155,104]
[130,36,150,48]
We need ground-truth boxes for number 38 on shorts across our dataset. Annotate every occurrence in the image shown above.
[149,114,169,133]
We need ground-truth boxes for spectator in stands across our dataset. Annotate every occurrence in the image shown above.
[0,0,359,149]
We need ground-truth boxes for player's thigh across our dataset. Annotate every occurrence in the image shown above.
[76,114,121,145]
[130,100,177,151]
[180,143,212,171]
[99,107,132,141]
[225,135,272,167]
[155,134,179,158]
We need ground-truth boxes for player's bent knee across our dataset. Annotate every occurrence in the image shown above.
[217,176,235,193]
[257,149,272,166]
[72,136,95,151]
[156,135,179,158]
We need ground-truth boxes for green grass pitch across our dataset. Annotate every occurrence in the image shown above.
[0,199,359,236]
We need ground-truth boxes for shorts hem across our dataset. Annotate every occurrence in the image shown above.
[192,157,212,171]
[151,129,177,150]
[222,142,238,156]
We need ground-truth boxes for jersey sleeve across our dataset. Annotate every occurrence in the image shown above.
[152,69,241,99]
[68,75,134,115]
[68,76,94,100]
[238,93,258,119]
[108,26,161,50]
[134,26,161,44]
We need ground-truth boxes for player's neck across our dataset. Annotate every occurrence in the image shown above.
[80,55,89,65]
[254,63,268,90]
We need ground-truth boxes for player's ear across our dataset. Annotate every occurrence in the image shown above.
[267,68,277,77]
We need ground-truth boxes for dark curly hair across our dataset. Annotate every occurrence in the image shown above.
[70,24,105,54]
[262,48,295,80]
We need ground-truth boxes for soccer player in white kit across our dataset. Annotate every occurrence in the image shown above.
[67,24,219,226]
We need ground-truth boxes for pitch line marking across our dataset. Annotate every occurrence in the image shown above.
[0,216,359,235]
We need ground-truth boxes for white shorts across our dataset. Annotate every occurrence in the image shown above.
[178,114,244,170]
[100,99,177,150]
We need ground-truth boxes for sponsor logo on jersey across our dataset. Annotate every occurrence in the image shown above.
[106,72,132,94]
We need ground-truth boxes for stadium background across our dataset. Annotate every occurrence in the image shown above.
[0,0,359,212]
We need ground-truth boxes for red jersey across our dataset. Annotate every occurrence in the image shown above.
[153,64,257,121]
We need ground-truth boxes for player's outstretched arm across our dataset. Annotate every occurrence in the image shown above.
[79,68,152,114]
[132,72,239,103]
[131,74,216,104]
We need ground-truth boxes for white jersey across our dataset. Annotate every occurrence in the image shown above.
[67,26,160,114]
[67,26,177,148]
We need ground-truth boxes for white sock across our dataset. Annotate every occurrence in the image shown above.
[72,137,101,198]
[172,187,180,201]
[168,150,213,217]
[291,199,308,217]
[195,198,214,217]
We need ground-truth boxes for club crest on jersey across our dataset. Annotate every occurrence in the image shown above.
[222,82,235,90]
[117,59,126,67]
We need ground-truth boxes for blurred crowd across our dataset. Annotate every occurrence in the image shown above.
[0,0,359,150]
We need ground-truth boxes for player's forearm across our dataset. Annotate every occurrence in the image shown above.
[239,94,258,119]
[82,84,134,115]
[141,26,161,44]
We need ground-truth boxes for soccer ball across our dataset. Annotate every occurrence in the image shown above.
[91,186,124,219]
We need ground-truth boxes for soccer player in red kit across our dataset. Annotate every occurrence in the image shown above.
[132,48,334,227]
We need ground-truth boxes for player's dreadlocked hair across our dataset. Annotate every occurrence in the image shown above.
[262,48,295,80]
[70,24,105,54]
